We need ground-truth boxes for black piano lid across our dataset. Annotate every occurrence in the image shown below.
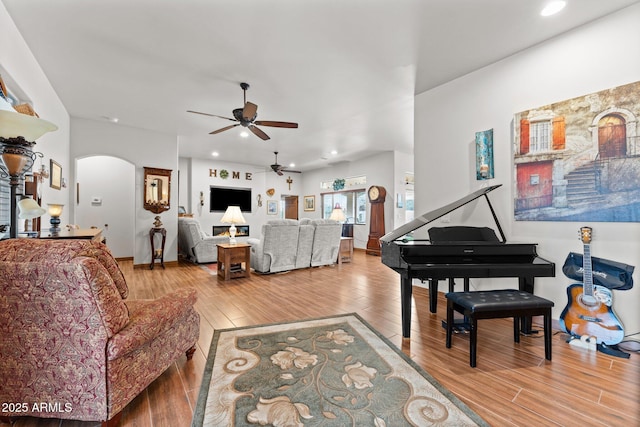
[380,184,506,244]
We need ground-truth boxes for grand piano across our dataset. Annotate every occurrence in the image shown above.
[381,184,555,338]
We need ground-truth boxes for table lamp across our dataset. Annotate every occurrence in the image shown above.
[47,203,64,235]
[329,203,346,222]
[220,205,246,244]
[18,198,46,234]
[0,94,57,238]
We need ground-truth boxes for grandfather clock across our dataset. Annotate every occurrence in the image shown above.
[366,185,386,256]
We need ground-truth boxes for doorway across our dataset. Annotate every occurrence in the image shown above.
[283,195,298,219]
[598,114,627,158]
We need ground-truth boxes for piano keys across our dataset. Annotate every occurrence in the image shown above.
[380,184,555,338]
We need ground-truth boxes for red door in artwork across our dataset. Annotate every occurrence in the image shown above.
[598,114,626,158]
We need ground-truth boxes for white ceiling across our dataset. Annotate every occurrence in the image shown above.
[3,0,639,172]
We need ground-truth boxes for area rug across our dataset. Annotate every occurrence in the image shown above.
[199,263,217,275]
[192,313,488,426]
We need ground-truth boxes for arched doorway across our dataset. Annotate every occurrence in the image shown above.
[598,114,626,158]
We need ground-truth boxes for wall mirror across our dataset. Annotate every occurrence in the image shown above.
[143,167,172,214]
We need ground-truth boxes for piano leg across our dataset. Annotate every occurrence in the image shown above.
[428,279,438,313]
[401,276,413,338]
[518,276,536,334]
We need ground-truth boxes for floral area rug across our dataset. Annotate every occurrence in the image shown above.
[192,313,488,426]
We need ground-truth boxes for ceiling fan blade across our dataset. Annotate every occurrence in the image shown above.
[282,169,302,174]
[248,124,270,140]
[187,110,237,122]
[243,102,258,121]
[209,123,240,134]
[254,120,298,128]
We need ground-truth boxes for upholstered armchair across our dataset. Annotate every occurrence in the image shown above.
[248,219,300,273]
[0,239,199,426]
[178,217,227,263]
[309,219,342,267]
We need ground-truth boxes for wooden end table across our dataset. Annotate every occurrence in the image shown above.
[217,243,251,281]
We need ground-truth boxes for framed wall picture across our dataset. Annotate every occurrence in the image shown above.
[267,200,278,215]
[50,159,62,190]
[304,195,315,211]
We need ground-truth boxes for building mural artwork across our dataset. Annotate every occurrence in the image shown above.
[513,80,640,222]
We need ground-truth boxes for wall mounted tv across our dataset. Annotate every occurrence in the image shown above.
[210,186,252,212]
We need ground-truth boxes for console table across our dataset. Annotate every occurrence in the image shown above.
[40,228,104,242]
[149,227,166,270]
[217,243,251,281]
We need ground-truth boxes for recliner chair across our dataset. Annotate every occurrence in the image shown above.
[0,239,200,426]
[178,217,227,263]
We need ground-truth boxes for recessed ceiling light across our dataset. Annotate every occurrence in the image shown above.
[240,131,249,138]
[289,163,295,168]
[331,150,338,155]
[211,151,219,157]
[541,1,566,17]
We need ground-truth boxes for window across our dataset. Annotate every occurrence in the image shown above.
[529,121,551,153]
[322,190,366,224]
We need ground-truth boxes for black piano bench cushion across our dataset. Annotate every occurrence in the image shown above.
[445,289,554,367]
[446,289,554,313]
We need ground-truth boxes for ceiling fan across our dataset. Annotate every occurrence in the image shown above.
[187,82,298,140]
[270,151,301,176]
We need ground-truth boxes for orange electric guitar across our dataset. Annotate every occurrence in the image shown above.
[559,227,624,345]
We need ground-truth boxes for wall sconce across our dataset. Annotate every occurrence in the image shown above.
[200,191,204,206]
[0,97,57,238]
[35,152,49,182]
[47,203,64,235]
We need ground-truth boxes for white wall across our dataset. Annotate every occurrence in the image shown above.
[301,151,400,249]
[415,4,640,331]
[0,3,70,227]
[183,157,302,240]
[76,156,135,258]
[70,117,177,266]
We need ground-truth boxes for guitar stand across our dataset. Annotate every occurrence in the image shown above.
[597,343,631,359]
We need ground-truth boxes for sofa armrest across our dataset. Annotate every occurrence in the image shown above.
[107,288,197,360]
[247,238,261,246]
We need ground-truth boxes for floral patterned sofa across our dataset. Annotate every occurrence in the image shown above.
[0,239,200,426]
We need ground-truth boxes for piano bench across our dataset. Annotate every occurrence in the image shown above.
[445,289,554,367]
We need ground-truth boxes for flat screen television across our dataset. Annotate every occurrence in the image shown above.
[210,186,252,212]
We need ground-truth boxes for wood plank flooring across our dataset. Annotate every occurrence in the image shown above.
[6,250,639,426]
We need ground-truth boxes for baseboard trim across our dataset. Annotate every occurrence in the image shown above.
[133,260,179,269]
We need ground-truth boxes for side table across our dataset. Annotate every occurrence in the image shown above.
[338,237,354,264]
[217,243,251,281]
[150,227,166,270]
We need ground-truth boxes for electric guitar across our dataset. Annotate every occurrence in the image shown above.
[559,227,624,345]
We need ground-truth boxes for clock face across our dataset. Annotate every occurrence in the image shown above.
[368,186,379,201]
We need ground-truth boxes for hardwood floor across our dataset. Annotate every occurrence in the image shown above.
[6,250,638,426]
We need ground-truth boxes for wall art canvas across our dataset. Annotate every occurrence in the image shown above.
[513,81,640,222]
[476,129,494,180]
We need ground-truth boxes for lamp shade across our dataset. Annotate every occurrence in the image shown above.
[47,203,64,217]
[0,97,58,141]
[18,198,46,219]
[220,206,246,224]
[329,203,346,222]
